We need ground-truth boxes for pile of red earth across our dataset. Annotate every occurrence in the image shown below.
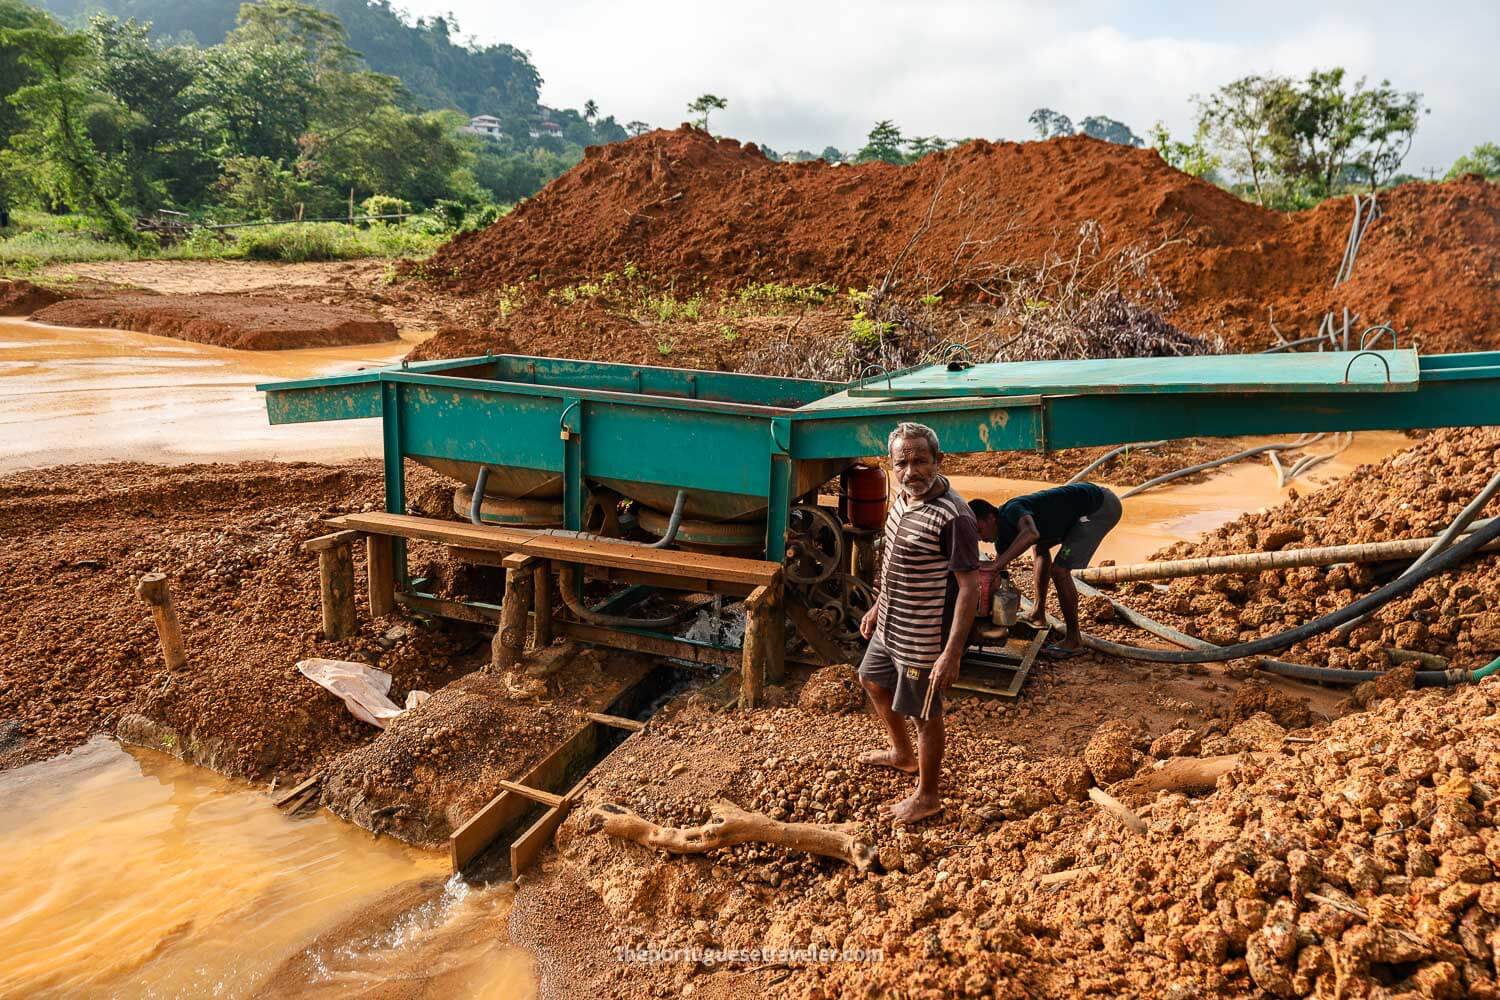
[1119,426,1500,675]
[515,671,1500,999]
[30,292,397,349]
[424,127,1500,354]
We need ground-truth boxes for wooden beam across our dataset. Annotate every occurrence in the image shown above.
[741,584,769,708]
[491,553,537,672]
[533,559,553,647]
[396,592,500,624]
[332,511,781,588]
[366,534,395,617]
[450,720,600,871]
[272,774,321,810]
[135,572,187,672]
[554,620,738,669]
[316,542,357,640]
[303,528,365,553]
[499,780,564,807]
[511,789,582,878]
[448,545,756,596]
[586,711,645,732]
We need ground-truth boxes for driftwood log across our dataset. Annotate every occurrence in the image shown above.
[589,799,877,872]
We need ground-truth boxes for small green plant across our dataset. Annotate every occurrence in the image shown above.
[736,281,835,310]
[494,283,528,320]
[160,733,176,750]
[719,323,740,342]
[920,293,943,307]
[655,335,677,356]
[848,314,892,348]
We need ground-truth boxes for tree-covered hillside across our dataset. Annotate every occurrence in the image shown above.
[35,0,543,117]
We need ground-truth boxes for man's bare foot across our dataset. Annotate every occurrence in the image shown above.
[885,792,942,825]
[858,748,918,774]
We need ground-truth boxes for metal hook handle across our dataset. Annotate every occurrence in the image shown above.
[1342,350,1392,384]
[558,399,580,430]
[857,363,893,390]
[1358,324,1398,351]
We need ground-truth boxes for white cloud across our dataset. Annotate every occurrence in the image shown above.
[428,0,1498,170]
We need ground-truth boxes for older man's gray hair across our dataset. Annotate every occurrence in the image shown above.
[887,422,941,459]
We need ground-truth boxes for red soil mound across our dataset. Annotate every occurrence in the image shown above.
[30,292,397,350]
[427,128,1500,353]
[0,278,68,316]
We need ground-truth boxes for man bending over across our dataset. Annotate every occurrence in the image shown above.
[857,422,980,824]
[969,483,1122,658]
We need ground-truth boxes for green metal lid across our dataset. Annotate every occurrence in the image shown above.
[845,349,1419,400]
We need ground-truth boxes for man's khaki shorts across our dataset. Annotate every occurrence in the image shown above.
[858,632,941,719]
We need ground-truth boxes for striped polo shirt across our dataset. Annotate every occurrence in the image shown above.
[875,475,980,672]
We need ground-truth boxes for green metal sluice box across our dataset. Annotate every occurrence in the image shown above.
[259,348,1500,567]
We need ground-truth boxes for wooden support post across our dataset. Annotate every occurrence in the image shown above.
[532,559,553,648]
[491,553,536,672]
[765,578,785,684]
[366,534,395,617]
[305,530,363,640]
[136,572,187,671]
[741,584,770,709]
[312,548,356,641]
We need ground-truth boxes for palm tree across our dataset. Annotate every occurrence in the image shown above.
[583,99,598,123]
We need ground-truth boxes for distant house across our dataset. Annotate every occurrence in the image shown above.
[461,115,504,139]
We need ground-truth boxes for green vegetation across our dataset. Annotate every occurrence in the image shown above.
[735,280,836,311]
[0,0,632,258]
[686,93,727,132]
[1446,142,1500,181]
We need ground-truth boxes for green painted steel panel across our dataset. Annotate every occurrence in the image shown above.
[265,381,380,424]
[579,401,774,497]
[493,355,837,407]
[790,402,1042,459]
[1041,379,1500,448]
[400,384,566,472]
[846,350,1419,399]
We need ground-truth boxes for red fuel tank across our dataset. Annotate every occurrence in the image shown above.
[840,463,888,531]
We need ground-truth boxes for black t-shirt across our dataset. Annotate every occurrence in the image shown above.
[999,483,1105,547]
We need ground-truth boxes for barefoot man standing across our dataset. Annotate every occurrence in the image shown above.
[857,422,980,824]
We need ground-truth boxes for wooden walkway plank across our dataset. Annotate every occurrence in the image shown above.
[332,512,781,588]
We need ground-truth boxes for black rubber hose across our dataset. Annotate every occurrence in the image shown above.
[556,564,701,629]
[1258,656,1499,688]
[1078,514,1500,663]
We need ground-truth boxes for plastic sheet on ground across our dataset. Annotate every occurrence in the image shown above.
[296,658,429,729]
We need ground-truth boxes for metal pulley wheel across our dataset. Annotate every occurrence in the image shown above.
[807,572,876,646]
[784,504,844,586]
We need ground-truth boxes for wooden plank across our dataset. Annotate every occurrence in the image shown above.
[366,534,395,617]
[741,585,769,708]
[533,560,553,647]
[333,512,781,587]
[586,711,645,732]
[510,790,581,878]
[785,595,847,666]
[397,592,501,624]
[449,790,531,872]
[449,721,599,871]
[554,620,738,668]
[499,780,564,807]
[273,774,320,809]
[449,546,756,596]
[303,529,364,553]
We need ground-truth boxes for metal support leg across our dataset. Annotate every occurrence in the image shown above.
[381,381,407,584]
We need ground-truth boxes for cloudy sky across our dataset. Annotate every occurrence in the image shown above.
[418,1,1496,172]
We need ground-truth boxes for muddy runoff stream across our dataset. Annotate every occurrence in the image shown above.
[0,737,534,998]
[0,317,425,474]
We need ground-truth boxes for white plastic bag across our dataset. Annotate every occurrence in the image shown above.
[296,658,429,729]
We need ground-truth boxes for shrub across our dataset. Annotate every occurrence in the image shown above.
[360,195,411,222]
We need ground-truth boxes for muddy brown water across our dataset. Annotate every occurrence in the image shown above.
[0,317,426,474]
[951,430,1410,565]
[0,737,534,998]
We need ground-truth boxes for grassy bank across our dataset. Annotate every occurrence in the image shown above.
[0,211,462,275]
